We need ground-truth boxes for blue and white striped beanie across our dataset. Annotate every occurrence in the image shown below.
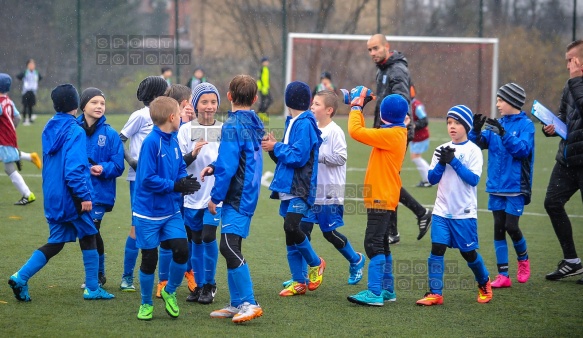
[191,82,220,113]
[446,105,473,133]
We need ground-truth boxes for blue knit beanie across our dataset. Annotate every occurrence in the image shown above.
[0,73,12,93]
[285,81,311,111]
[446,105,474,133]
[51,84,80,113]
[192,82,220,112]
[380,94,408,125]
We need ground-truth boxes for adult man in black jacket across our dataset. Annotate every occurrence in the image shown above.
[543,40,583,284]
[366,34,432,243]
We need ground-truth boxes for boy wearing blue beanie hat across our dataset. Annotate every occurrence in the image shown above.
[417,104,492,306]
[0,73,42,205]
[262,81,327,296]
[346,86,407,306]
[9,83,115,302]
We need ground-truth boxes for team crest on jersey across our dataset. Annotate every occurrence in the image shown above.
[98,135,106,147]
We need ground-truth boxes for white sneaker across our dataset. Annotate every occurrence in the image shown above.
[22,120,31,126]
[210,304,239,318]
[232,302,263,323]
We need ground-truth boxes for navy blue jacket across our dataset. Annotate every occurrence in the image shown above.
[133,126,187,217]
[77,115,125,210]
[42,113,93,223]
[210,110,264,216]
[469,111,535,204]
[268,111,322,206]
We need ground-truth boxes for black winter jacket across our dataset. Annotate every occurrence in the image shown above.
[545,77,583,167]
[373,51,411,128]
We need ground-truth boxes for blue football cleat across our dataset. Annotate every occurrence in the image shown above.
[84,287,115,300]
[348,253,366,285]
[8,273,31,302]
[347,290,384,307]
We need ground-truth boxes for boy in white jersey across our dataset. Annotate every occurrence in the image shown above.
[416,105,493,306]
[177,83,223,304]
[119,76,168,291]
[280,90,365,293]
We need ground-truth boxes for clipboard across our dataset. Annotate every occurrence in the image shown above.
[531,100,567,140]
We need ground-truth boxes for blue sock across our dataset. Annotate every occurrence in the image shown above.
[428,253,444,295]
[191,242,204,285]
[139,270,155,305]
[98,254,105,275]
[158,247,172,282]
[494,239,509,277]
[186,241,192,272]
[383,253,394,293]
[339,241,360,264]
[513,237,528,261]
[367,255,384,296]
[203,240,219,285]
[17,250,48,282]
[295,237,321,267]
[230,263,256,305]
[123,236,139,277]
[467,253,489,285]
[227,269,241,307]
[287,245,308,284]
[165,259,187,294]
[82,249,99,291]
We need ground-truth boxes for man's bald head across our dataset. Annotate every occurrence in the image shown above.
[367,34,390,65]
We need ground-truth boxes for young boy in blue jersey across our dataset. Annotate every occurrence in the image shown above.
[202,74,264,324]
[178,82,222,304]
[469,83,533,287]
[155,84,197,298]
[280,89,365,293]
[134,96,201,321]
[77,88,125,288]
[119,76,168,292]
[417,105,492,306]
[261,81,326,296]
[8,84,114,301]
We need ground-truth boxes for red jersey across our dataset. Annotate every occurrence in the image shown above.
[0,95,18,148]
[411,98,430,142]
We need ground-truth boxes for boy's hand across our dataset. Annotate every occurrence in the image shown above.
[261,132,277,152]
[473,114,487,132]
[90,165,103,176]
[200,166,214,182]
[208,200,217,215]
[192,139,208,157]
[174,174,201,194]
[350,86,376,109]
[485,118,505,136]
[436,146,456,165]
[81,201,92,212]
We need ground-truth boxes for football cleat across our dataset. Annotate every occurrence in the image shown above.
[30,152,42,169]
[8,273,31,302]
[381,289,397,302]
[83,287,115,300]
[156,280,167,298]
[545,260,583,280]
[210,304,240,318]
[491,274,511,288]
[160,287,180,318]
[279,281,307,296]
[308,257,326,291]
[186,286,202,302]
[417,209,432,240]
[517,259,531,283]
[416,292,443,306]
[198,283,217,304]
[232,302,263,324]
[14,193,36,206]
[477,278,493,303]
[348,253,366,285]
[347,290,384,307]
[120,275,136,292]
[137,304,154,321]
[184,270,196,293]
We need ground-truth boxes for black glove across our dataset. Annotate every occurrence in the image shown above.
[173,174,201,194]
[485,118,505,137]
[473,114,487,132]
[436,146,456,165]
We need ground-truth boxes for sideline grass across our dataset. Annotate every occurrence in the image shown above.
[1,114,582,337]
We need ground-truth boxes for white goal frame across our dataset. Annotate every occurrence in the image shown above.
[286,33,499,118]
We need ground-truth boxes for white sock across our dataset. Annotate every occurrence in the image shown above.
[20,151,31,162]
[412,157,430,182]
[9,171,31,197]
[565,258,581,264]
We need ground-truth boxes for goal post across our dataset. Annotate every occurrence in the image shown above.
[286,33,499,118]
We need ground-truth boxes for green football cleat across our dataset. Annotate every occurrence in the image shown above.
[160,287,179,318]
[137,304,154,321]
[14,193,36,206]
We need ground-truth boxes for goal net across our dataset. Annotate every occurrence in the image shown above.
[286,33,499,118]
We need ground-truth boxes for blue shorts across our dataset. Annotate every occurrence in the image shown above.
[302,204,344,232]
[134,212,187,249]
[184,207,222,231]
[48,212,98,244]
[0,145,20,163]
[409,139,430,154]
[90,205,108,221]
[221,204,251,238]
[431,214,479,252]
[488,194,525,216]
[129,181,137,226]
[279,197,310,218]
